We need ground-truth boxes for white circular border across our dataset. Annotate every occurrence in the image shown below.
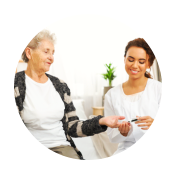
[1,0,176,173]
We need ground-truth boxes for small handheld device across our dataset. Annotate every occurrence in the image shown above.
[128,118,138,123]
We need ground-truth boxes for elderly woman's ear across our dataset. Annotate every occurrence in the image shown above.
[25,47,32,60]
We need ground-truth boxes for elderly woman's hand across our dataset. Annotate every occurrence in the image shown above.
[118,121,131,137]
[99,116,125,128]
[135,116,154,130]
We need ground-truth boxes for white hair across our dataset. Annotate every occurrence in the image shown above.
[21,30,56,62]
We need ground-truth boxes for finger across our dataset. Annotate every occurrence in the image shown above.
[137,116,150,120]
[136,116,140,119]
[135,120,148,124]
[136,120,152,124]
[137,123,150,127]
[123,122,128,133]
[123,123,127,133]
[141,127,149,130]
[118,124,122,132]
[127,123,131,132]
[117,116,125,120]
[125,122,129,133]
[121,122,125,133]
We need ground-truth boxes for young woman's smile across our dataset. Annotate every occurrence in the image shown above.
[130,69,139,74]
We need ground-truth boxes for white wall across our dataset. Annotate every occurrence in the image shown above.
[16,15,158,116]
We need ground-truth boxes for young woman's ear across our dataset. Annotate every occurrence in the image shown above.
[146,54,150,69]
[147,60,150,69]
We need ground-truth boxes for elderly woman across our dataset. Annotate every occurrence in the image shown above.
[14,30,125,160]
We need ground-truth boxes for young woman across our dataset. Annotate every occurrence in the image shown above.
[104,38,162,155]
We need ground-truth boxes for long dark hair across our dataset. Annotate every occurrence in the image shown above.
[124,38,155,78]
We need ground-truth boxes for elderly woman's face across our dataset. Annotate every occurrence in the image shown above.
[30,39,55,72]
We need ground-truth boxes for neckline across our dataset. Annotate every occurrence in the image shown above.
[121,78,150,103]
[25,73,49,85]
[121,85,143,97]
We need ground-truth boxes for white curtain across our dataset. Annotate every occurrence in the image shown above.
[151,59,162,82]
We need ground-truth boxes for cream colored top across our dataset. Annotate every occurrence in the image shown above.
[105,78,162,155]
[120,84,143,102]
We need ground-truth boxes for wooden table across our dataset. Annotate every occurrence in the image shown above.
[92,107,104,116]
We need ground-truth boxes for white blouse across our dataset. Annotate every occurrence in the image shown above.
[104,78,162,155]
[23,74,70,148]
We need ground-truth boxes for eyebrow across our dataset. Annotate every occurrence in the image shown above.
[128,56,146,60]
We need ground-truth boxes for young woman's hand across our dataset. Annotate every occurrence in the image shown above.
[118,121,131,137]
[99,116,125,128]
[135,116,154,130]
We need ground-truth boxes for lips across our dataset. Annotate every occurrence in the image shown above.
[46,62,51,65]
[130,69,139,74]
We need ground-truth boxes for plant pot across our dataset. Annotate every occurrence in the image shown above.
[102,86,114,106]
[104,86,113,96]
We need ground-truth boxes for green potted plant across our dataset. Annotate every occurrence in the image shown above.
[102,63,116,104]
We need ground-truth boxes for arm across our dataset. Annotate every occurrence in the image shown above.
[135,81,162,130]
[14,87,20,108]
[62,83,108,137]
[14,74,20,113]
[63,83,125,137]
[14,72,25,120]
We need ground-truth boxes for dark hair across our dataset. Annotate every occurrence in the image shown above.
[124,38,155,78]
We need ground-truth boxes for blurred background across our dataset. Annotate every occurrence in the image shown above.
[16,15,161,117]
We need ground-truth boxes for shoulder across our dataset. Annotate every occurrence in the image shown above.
[45,73,70,93]
[45,73,66,84]
[45,73,61,82]
[147,78,162,91]
[147,79,162,102]
[105,84,122,97]
[14,71,25,87]
[15,71,25,79]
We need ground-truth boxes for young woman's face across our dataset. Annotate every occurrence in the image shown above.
[124,46,150,79]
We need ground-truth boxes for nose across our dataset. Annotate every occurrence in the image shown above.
[132,60,138,68]
[48,53,54,62]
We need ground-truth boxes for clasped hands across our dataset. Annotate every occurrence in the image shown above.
[99,115,154,137]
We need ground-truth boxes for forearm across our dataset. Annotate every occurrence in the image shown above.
[63,84,107,137]
[68,115,107,137]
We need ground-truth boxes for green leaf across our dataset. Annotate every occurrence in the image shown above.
[102,63,116,85]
